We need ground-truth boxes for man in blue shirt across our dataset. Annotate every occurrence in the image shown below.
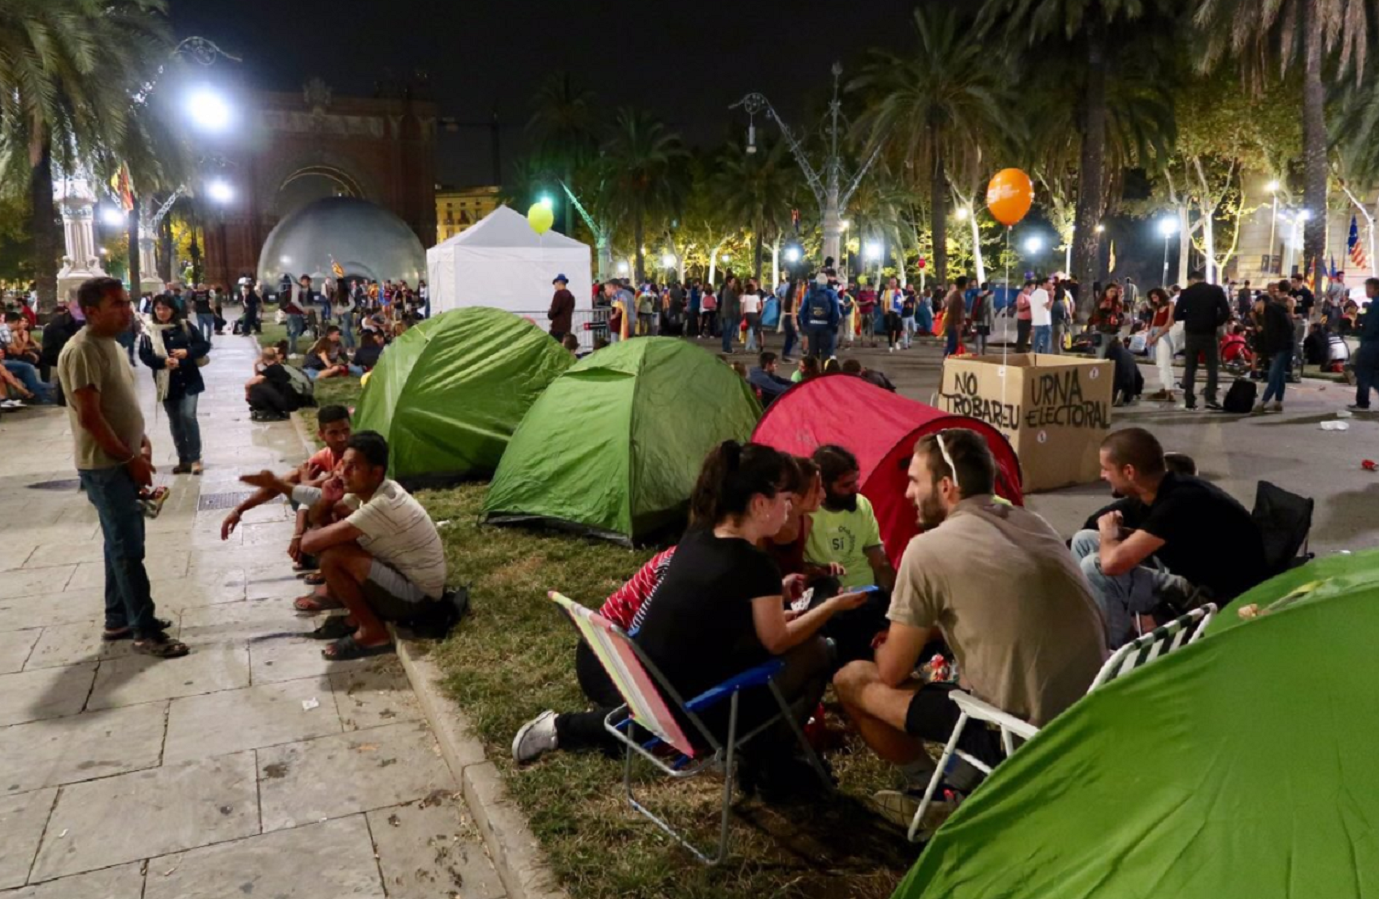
[747,351,793,404]
[1348,277,1379,411]
[799,273,840,360]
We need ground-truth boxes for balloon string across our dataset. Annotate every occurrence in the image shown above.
[1001,225,1011,414]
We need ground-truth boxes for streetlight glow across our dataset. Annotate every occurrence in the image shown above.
[538,195,553,210]
[206,179,234,204]
[1157,218,1179,238]
[100,207,126,227]
[722,254,732,262]
[1024,236,1044,255]
[186,86,232,132]
[1266,180,1280,193]
[864,242,882,260]
[840,219,850,230]
[1298,209,1312,221]
[955,206,970,222]
[616,261,629,275]
[784,246,801,263]
[660,253,676,269]
[1094,224,1105,233]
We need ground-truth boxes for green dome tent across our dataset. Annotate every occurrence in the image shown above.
[891,549,1379,899]
[482,338,762,543]
[353,307,572,485]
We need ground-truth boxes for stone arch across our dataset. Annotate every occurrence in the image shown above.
[256,150,381,219]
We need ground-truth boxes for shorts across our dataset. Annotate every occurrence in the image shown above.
[362,558,437,621]
[904,683,1004,767]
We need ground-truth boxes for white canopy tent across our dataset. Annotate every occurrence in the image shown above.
[426,205,592,328]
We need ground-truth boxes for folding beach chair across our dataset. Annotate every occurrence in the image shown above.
[905,604,1216,842]
[548,591,831,865]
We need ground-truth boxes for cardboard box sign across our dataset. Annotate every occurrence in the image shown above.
[937,353,1114,492]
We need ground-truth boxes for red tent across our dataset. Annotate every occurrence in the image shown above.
[752,374,1024,567]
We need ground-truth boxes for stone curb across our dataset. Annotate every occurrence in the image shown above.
[394,637,569,899]
[286,410,567,899]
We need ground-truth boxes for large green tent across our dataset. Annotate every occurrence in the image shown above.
[482,338,762,543]
[891,549,1379,899]
[353,307,572,485]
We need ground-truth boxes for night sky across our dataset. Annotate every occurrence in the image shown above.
[171,0,916,186]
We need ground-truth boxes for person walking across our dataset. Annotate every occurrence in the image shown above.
[138,294,209,475]
[1348,277,1379,411]
[943,277,967,356]
[548,274,575,343]
[191,283,216,344]
[972,282,995,355]
[720,276,741,354]
[838,284,856,349]
[332,281,357,350]
[58,277,188,658]
[239,282,263,335]
[1252,284,1295,414]
[1049,280,1071,355]
[700,283,717,339]
[799,273,840,361]
[1014,281,1033,352]
[780,279,800,362]
[857,282,877,347]
[882,278,905,352]
[1174,270,1231,411]
[741,279,764,353]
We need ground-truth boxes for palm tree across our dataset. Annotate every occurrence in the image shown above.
[0,0,172,312]
[712,138,796,283]
[526,73,599,235]
[1195,0,1373,284]
[979,0,1180,288]
[598,108,686,283]
[848,5,1013,286]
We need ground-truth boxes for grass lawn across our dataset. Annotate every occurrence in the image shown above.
[258,322,915,899]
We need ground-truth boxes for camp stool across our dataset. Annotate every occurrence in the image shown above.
[907,604,1217,843]
[548,591,832,865]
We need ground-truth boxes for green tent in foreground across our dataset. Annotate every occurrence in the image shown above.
[353,307,572,485]
[892,549,1379,899]
[483,337,762,543]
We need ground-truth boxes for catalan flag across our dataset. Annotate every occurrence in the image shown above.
[1349,215,1368,271]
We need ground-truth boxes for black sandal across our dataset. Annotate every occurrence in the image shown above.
[321,634,393,661]
[103,617,173,642]
[133,632,190,658]
[307,616,356,641]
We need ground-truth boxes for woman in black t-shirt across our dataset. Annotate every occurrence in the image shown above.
[633,442,869,756]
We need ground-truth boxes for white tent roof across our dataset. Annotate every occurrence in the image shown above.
[437,205,587,250]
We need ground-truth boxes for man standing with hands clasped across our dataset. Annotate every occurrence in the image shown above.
[548,274,575,343]
[1174,270,1232,411]
[57,277,188,658]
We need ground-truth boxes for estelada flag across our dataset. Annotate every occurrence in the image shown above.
[113,163,134,212]
[330,257,344,279]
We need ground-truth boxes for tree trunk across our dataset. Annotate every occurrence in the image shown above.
[157,211,173,283]
[1301,0,1328,287]
[30,139,58,315]
[633,201,645,284]
[1072,32,1109,318]
[1177,204,1191,286]
[770,233,781,287]
[753,215,764,283]
[968,208,986,284]
[931,132,948,286]
[128,194,141,302]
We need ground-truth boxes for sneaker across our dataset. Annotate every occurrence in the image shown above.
[512,710,558,764]
[1269,401,1283,413]
[1250,403,1267,416]
[870,789,962,835]
[1180,403,1197,411]
[1205,401,1224,411]
[1347,403,1371,412]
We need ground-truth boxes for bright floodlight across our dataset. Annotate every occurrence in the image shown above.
[955,206,970,221]
[616,261,629,274]
[1095,224,1105,233]
[661,253,676,268]
[1266,180,1280,193]
[539,195,553,210]
[722,254,732,262]
[206,179,234,204]
[1298,209,1312,221]
[784,246,801,263]
[840,219,850,230]
[99,247,108,255]
[100,207,126,227]
[1157,218,1178,238]
[1024,236,1044,254]
[864,242,882,260]
[186,87,232,132]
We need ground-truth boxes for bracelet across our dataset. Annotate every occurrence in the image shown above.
[121,452,139,465]
[291,534,303,540]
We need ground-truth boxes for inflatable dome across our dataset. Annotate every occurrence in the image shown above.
[256,196,425,286]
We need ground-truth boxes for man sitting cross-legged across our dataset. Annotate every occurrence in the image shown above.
[833,430,1107,828]
[241,431,448,660]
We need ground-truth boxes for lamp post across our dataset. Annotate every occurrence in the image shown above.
[1266,180,1280,274]
[731,62,883,269]
[1158,218,1178,287]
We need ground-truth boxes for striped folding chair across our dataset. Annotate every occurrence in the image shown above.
[906,604,1217,842]
[548,591,830,865]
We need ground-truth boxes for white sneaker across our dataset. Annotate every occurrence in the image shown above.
[512,710,558,764]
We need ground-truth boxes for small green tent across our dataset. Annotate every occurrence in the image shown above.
[353,307,572,485]
[482,338,762,543]
[890,549,1379,899]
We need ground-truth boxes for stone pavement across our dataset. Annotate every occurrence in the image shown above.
[0,328,503,898]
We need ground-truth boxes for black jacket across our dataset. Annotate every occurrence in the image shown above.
[1173,282,1231,335]
[139,320,211,401]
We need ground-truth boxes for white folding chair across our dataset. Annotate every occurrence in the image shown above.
[907,604,1216,842]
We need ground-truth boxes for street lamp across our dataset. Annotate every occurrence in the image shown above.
[186,86,233,133]
[660,253,677,270]
[864,242,882,260]
[100,207,126,227]
[731,62,884,267]
[955,206,970,222]
[1158,218,1178,286]
[616,261,629,275]
[1024,236,1044,256]
[538,195,553,210]
[206,178,234,205]
[784,246,801,263]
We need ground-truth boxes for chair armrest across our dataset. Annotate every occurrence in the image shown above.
[685,659,785,713]
[949,690,1039,741]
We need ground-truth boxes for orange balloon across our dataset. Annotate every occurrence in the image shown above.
[986,168,1034,227]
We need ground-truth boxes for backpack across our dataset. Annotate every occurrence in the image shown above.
[282,363,318,407]
[398,586,471,640]
[761,296,781,329]
[807,286,832,322]
[1222,378,1256,414]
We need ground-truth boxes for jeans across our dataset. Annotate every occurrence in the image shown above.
[1355,343,1379,408]
[902,315,916,347]
[1181,331,1219,406]
[3,359,53,402]
[79,466,158,636]
[745,313,761,352]
[116,330,136,364]
[1016,319,1031,352]
[163,392,202,465]
[286,314,306,355]
[1260,352,1290,405]
[944,329,959,356]
[242,306,261,334]
[196,313,215,344]
[338,312,355,349]
[1049,323,1065,355]
[781,315,797,358]
[721,315,735,353]
[1032,324,1051,354]
[806,324,835,360]
[1071,529,1180,649]
[860,310,875,344]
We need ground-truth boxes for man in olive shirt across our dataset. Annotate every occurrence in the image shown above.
[57,278,187,658]
[834,430,1105,822]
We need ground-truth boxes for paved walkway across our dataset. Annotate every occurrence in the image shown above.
[0,328,503,898]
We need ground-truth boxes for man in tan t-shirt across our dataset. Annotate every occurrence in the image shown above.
[833,429,1104,820]
[56,277,187,658]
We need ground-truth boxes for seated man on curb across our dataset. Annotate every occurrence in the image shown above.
[1071,427,1267,648]
[748,351,794,404]
[241,431,448,660]
[833,430,1106,828]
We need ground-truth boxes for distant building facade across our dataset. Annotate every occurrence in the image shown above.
[436,185,501,242]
